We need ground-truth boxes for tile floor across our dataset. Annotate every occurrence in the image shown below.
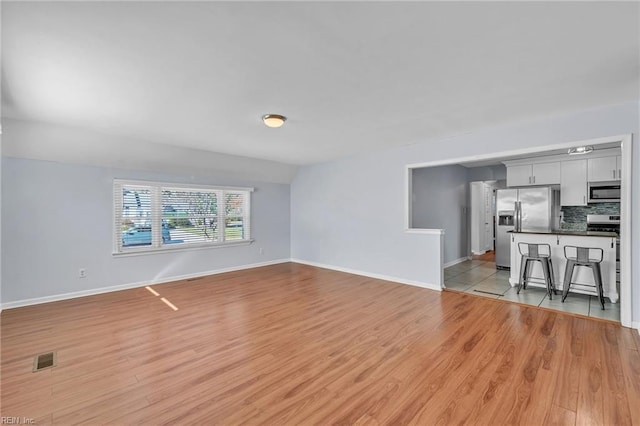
[444,259,620,322]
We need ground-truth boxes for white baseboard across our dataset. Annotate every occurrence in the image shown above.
[0,258,290,310]
[291,258,441,292]
[471,250,486,256]
[2,258,635,332]
[444,256,471,268]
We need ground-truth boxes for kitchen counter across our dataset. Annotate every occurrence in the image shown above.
[508,230,618,238]
[509,232,618,302]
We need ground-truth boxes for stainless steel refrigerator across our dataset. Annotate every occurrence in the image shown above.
[495,187,560,269]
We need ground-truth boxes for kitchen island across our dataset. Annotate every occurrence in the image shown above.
[509,230,618,303]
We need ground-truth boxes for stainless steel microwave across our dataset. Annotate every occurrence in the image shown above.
[588,183,621,203]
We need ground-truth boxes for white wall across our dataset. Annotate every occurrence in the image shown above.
[0,132,2,308]
[2,118,298,185]
[1,157,291,306]
[291,101,639,324]
[412,165,468,264]
[290,157,442,288]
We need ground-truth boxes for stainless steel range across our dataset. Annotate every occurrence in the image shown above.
[586,214,620,235]
[587,214,620,283]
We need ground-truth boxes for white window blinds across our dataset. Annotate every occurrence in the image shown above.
[114,180,252,253]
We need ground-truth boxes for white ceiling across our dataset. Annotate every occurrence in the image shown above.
[2,2,638,165]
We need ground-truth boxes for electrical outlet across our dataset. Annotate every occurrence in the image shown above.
[79,268,87,278]
[259,247,264,255]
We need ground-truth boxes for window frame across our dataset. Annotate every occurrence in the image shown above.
[113,179,253,256]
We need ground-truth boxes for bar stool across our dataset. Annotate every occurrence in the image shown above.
[562,246,605,310]
[517,243,557,299]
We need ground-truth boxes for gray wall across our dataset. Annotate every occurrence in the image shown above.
[467,164,507,182]
[291,101,639,325]
[412,165,469,264]
[411,164,506,265]
[1,157,291,305]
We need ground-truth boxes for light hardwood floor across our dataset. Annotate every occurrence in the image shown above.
[1,262,639,425]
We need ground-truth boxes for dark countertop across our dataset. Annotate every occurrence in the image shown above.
[508,230,618,238]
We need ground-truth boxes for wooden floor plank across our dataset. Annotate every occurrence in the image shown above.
[544,404,577,426]
[600,323,634,425]
[426,302,532,425]
[576,320,606,425]
[619,347,640,426]
[478,309,556,425]
[551,315,585,412]
[1,262,638,425]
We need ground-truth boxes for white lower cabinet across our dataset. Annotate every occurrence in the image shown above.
[509,232,618,303]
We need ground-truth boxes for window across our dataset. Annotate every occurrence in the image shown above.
[114,180,252,254]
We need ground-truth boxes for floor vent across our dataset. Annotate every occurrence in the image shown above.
[473,290,503,296]
[33,352,56,372]
[186,276,204,281]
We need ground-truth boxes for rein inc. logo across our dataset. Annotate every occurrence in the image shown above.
[1,418,34,425]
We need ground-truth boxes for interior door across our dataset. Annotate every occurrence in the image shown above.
[483,184,492,251]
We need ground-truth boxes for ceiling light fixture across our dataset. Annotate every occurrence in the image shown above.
[568,146,594,155]
[262,114,286,128]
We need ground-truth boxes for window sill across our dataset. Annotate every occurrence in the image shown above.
[112,239,254,257]
[404,228,445,235]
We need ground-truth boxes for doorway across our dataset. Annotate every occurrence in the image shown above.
[470,180,502,257]
[406,134,632,328]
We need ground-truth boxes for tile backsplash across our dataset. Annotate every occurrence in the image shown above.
[561,203,620,231]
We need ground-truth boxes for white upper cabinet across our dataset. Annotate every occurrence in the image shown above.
[506,162,560,187]
[617,155,622,178]
[503,148,621,205]
[506,164,533,186]
[532,162,561,185]
[588,156,620,182]
[561,159,587,206]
